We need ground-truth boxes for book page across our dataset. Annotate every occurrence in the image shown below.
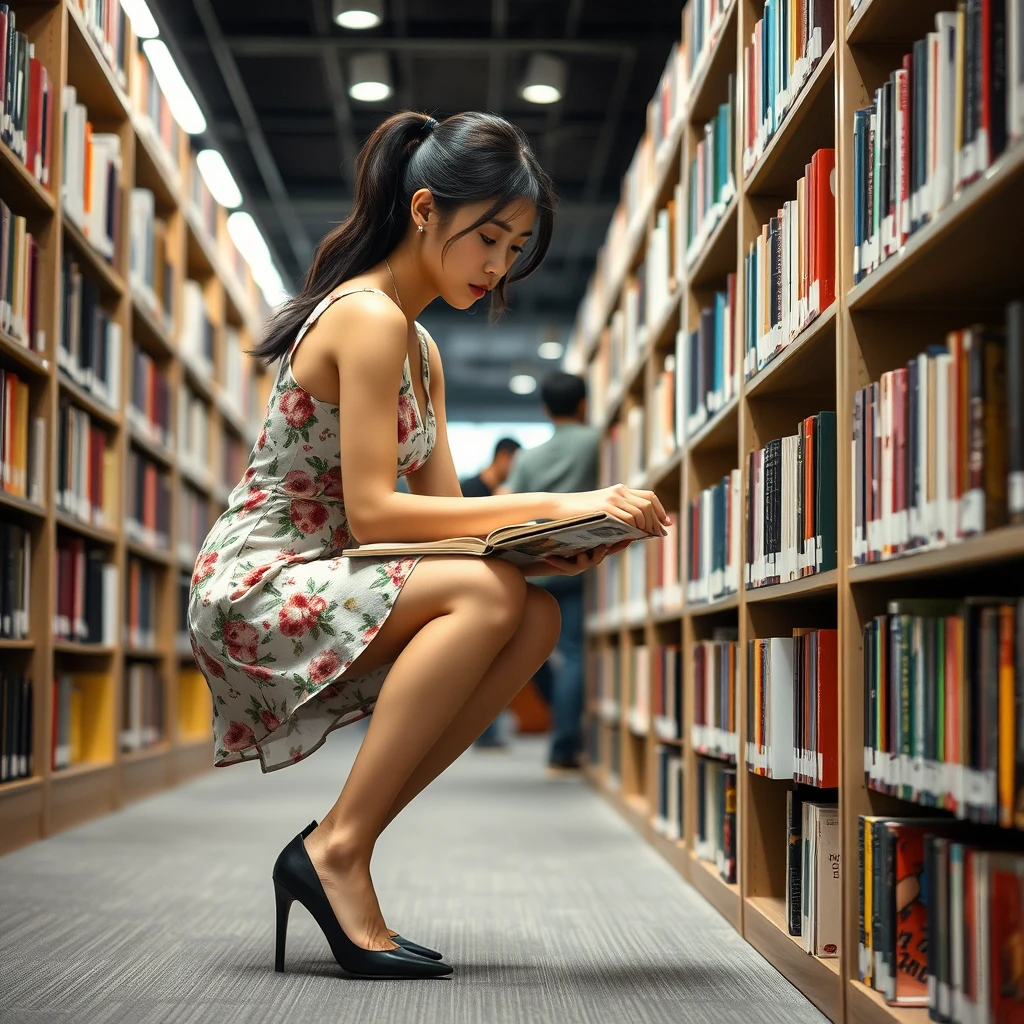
[494,519,651,565]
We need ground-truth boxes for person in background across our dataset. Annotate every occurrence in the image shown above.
[461,436,522,748]
[460,437,521,498]
[502,371,599,775]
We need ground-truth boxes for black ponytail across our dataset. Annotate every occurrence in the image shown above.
[249,110,557,365]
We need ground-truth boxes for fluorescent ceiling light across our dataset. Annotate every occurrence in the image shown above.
[509,374,537,395]
[538,341,564,360]
[333,0,383,29]
[197,149,242,208]
[120,0,159,38]
[348,52,392,102]
[142,40,206,134]
[519,53,566,105]
[227,212,290,307]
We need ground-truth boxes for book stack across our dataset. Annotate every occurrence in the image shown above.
[691,629,738,761]
[681,276,738,437]
[743,149,836,379]
[56,399,116,526]
[0,8,54,188]
[58,253,123,409]
[858,817,1024,1016]
[120,662,164,753]
[655,745,685,840]
[53,535,118,645]
[1,367,44,502]
[695,758,737,883]
[125,451,171,549]
[71,0,128,88]
[745,410,837,589]
[852,6,1024,286]
[650,520,683,613]
[131,46,181,175]
[61,86,121,262]
[852,309,1017,563]
[125,557,159,651]
[652,643,684,740]
[741,1,835,177]
[627,643,650,734]
[0,518,30,639]
[748,628,839,787]
[126,344,171,450]
[0,199,43,349]
[863,597,1024,826]
[178,386,211,481]
[792,797,840,956]
[0,671,31,781]
[180,279,215,379]
[648,352,679,470]
[684,0,732,86]
[128,189,174,331]
[686,471,741,605]
[176,484,210,567]
[686,75,737,264]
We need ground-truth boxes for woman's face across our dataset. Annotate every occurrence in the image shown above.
[423,199,537,310]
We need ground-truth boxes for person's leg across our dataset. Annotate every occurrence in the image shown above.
[302,561,557,951]
[548,579,585,766]
[531,655,554,707]
[473,715,506,748]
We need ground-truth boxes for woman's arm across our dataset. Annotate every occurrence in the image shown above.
[331,295,559,545]
[404,333,462,499]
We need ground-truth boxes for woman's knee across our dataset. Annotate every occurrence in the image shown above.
[446,558,527,634]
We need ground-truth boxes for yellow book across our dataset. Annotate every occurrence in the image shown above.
[15,377,29,496]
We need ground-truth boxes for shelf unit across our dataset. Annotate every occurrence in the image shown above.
[571,1,1024,1023]
[0,0,272,854]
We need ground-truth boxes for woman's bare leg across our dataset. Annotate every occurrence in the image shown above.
[302,557,528,951]
[378,584,560,832]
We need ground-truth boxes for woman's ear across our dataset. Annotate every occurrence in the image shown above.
[410,188,435,230]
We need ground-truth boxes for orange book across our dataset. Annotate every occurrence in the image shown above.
[999,606,1016,828]
[83,121,94,221]
[946,614,963,814]
[988,853,1024,1022]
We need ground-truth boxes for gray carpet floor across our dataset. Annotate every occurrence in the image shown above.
[0,727,829,1024]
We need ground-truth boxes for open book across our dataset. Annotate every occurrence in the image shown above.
[342,511,655,566]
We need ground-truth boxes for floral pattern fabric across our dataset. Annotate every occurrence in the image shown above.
[187,288,436,772]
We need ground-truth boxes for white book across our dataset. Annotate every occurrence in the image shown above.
[1011,0,1024,141]
[766,637,794,779]
[812,806,841,957]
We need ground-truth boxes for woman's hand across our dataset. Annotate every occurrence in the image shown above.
[553,484,671,537]
[540,539,635,577]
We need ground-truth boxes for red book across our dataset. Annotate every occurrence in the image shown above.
[987,853,1024,1022]
[811,148,836,311]
[815,628,839,788]
[894,367,907,555]
[898,58,911,248]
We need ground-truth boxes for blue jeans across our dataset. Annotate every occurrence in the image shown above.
[530,577,584,763]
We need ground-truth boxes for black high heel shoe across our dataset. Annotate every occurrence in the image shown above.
[273,825,453,979]
[296,821,445,961]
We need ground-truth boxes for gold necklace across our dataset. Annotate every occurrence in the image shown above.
[384,258,403,311]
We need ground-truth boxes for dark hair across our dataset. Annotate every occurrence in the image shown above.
[250,111,557,365]
[493,437,521,458]
[541,372,586,418]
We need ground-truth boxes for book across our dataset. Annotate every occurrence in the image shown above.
[342,511,655,565]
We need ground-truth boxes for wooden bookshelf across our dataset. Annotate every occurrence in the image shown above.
[0,0,269,854]
[574,1,1024,1022]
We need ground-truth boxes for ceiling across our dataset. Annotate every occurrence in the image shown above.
[154,0,681,419]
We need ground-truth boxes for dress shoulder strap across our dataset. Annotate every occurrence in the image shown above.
[288,287,395,361]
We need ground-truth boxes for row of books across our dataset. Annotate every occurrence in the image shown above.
[788,793,840,955]
[590,644,621,721]
[691,632,738,760]
[0,672,31,781]
[178,386,211,476]
[686,74,737,264]
[644,198,681,333]
[0,366,44,502]
[745,410,837,588]
[0,518,29,639]
[126,342,171,450]
[743,149,836,380]
[56,400,115,527]
[188,149,218,241]
[651,643,684,740]
[176,484,209,566]
[604,408,645,490]
[590,543,647,624]
[648,352,680,470]
[71,0,128,90]
[857,816,1024,1017]
[58,252,124,410]
[650,520,683,613]
[0,7,54,189]
[863,597,1023,828]
[852,306,1019,563]
[50,670,114,770]
[53,534,118,644]
[128,189,175,333]
[686,470,741,605]
[120,662,164,753]
[694,758,736,883]
[647,41,686,160]
[741,0,835,178]
[852,4,1024,286]
[654,745,685,840]
[61,85,122,263]
[680,275,738,438]
[683,0,732,88]
[126,557,160,650]
[130,45,181,176]
[0,200,43,348]
[746,629,838,786]
[180,279,216,380]
[125,450,171,549]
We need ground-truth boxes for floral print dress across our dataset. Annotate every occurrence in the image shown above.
[187,288,436,772]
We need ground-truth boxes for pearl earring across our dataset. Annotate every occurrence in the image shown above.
[418,224,424,233]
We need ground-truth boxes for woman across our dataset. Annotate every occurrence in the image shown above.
[187,110,671,981]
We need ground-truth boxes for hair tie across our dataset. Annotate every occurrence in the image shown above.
[421,116,439,138]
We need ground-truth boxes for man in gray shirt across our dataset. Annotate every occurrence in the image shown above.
[504,372,599,774]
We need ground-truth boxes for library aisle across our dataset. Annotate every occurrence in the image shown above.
[0,729,827,1024]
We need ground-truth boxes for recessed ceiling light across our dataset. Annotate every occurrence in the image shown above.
[509,374,537,395]
[519,53,566,105]
[348,52,392,102]
[333,0,383,29]
[538,341,564,360]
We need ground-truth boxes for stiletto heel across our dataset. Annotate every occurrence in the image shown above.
[271,824,453,979]
[274,881,293,973]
